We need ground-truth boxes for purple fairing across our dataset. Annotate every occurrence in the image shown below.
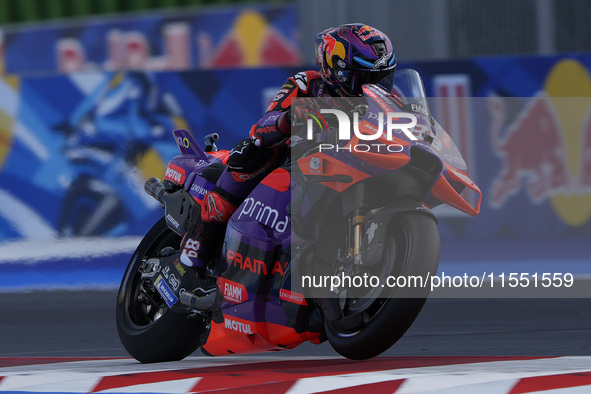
[229,180,291,244]
[215,169,292,324]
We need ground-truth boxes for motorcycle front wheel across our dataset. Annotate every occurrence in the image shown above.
[323,211,440,360]
[116,217,204,363]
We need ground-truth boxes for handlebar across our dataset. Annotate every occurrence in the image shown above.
[204,133,219,152]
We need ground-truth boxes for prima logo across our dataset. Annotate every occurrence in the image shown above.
[306,109,418,142]
[238,197,289,232]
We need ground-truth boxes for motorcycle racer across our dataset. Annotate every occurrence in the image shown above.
[179,23,398,288]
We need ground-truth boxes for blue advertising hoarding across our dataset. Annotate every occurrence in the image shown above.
[0,4,300,75]
[1,53,590,290]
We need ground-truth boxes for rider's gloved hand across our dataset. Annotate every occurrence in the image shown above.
[290,97,322,125]
[250,113,290,148]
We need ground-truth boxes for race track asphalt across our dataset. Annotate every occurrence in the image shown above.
[0,291,589,358]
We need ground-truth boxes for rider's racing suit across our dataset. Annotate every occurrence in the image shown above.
[179,70,348,269]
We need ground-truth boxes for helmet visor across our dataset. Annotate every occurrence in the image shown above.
[357,68,396,91]
[337,57,397,95]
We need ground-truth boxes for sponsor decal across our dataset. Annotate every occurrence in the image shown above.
[357,25,373,35]
[224,316,253,334]
[279,289,307,305]
[166,214,180,229]
[175,135,191,149]
[226,249,288,276]
[292,72,308,91]
[173,260,186,276]
[154,275,178,308]
[164,163,186,184]
[410,103,430,117]
[265,113,281,123]
[322,34,345,69]
[357,25,382,42]
[256,125,276,135]
[169,274,180,290]
[218,277,247,304]
[373,53,392,69]
[237,197,289,232]
[162,266,171,279]
[190,183,209,199]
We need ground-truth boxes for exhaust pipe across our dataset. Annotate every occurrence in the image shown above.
[144,177,168,206]
[179,288,217,310]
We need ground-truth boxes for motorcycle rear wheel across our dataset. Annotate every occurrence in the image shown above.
[116,217,204,363]
[324,212,440,360]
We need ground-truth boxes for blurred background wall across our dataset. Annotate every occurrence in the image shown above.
[0,0,590,289]
[3,0,591,65]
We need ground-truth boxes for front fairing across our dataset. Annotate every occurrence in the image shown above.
[365,68,467,172]
[361,68,480,215]
[295,68,481,215]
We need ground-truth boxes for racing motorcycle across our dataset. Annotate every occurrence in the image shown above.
[116,69,481,362]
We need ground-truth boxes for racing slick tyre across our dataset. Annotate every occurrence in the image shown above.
[323,212,440,360]
[116,217,205,363]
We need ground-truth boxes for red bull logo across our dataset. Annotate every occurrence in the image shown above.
[358,25,373,35]
[489,93,570,206]
[489,59,591,226]
[357,25,382,41]
[322,34,345,69]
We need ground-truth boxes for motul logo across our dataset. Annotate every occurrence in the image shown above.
[164,164,185,184]
[224,318,253,334]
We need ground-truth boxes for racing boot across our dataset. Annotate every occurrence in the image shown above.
[178,189,238,302]
[179,219,227,271]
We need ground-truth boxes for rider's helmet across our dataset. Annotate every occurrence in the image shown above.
[315,24,397,96]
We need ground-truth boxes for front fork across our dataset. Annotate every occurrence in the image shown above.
[348,207,367,266]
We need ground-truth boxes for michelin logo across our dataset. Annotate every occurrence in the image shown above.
[155,275,178,308]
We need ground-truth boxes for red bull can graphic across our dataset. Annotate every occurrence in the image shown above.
[489,93,570,207]
[489,58,591,227]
